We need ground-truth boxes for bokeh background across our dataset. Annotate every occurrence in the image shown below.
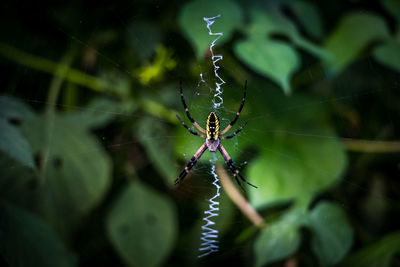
[1,0,400,266]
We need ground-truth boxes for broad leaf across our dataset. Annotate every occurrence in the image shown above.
[175,80,347,207]
[254,208,305,266]
[137,117,177,184]
[235,38,300,94]
[307,202,353,265]
[248,128,346,208]
[245,7,329,60]
[0,201,76,267]
[0,96,34,168]
[107,182,177,267]
[21,112,112,236]
[324,12,390,74]
[179,0,242,58]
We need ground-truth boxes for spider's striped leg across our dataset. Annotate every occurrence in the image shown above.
[176,115,206,138]
[220,80,247,135]
[218,144,257,190]
[179,81,206,133]
[220,120,249,140]
[175,142,208,185]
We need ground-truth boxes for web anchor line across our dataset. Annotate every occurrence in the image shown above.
[198,14,225,258]
[198,161,221,258]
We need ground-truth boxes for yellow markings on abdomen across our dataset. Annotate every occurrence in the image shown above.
[206,112,219,140]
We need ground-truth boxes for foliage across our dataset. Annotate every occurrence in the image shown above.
[0,0,399,266]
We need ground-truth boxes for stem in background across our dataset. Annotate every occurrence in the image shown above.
[343,139,400,153]
[216,164,265,229]
[0,42,107,91]
[39,46,77,183]
[0,42,179,124]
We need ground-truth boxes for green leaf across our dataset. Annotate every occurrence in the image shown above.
[234,38,300,94]
[307,202,353,266]
[343,231,400,267]
[179,0,242,58]
[0,96,35,168]
[324,12,390,74]
[175,80,347,206]
[21,113,112,235]
[0,119,34,168]
[254,208,305,266]
[107,182,177,267]
[248,127,346,208]
[286,0,324,39]
[137,117,177,184]
[0,201,76,267]
[373,39,400,72]
[245,7,329,60]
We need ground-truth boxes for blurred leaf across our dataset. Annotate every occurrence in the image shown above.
[235,38,300,94]
[0,117,34,169]
[0,201,76,267]
[179,0,242,58]
[107,181,177,267]
[373,39,400,72]
[382,0,400,22]
[324,12,390,75]
[0,95,34,120]
[0,152,37,206]
[248,130,346,207]
[21,112,112,236]
[254,208,305,266]
[286,0,324,39]
[307,202,353,266]
[245,7,329,60]
[0,97,37,204]
[137,117,177,184]
[343,231,400,267]
[175,81,347,206]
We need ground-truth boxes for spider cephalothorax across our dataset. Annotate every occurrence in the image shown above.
[175,81,256,190]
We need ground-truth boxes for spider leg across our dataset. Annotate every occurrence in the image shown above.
[218,144,257,189]
[220,80,247,135]
[220,120,249,140]
[175,142,208,185]
[180,81,206,133]
[176,114,206,138]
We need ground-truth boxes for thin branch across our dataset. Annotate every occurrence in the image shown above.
[39,46,77,183]
[343,139,400,153]
[0,42,107,92]
[216,164,265,229]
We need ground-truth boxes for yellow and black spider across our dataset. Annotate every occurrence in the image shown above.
[175,81,257,190]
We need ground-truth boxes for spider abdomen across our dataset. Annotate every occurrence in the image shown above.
[206,112,220,140]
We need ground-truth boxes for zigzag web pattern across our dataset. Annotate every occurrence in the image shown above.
[198,14,224,258]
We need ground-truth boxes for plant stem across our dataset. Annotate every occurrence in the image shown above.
[343,139,400,153]
[0,42,107,92]
[216,164,265,228]
[39,46,77,183]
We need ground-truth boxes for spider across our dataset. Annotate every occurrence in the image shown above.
[175,80,257,190]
